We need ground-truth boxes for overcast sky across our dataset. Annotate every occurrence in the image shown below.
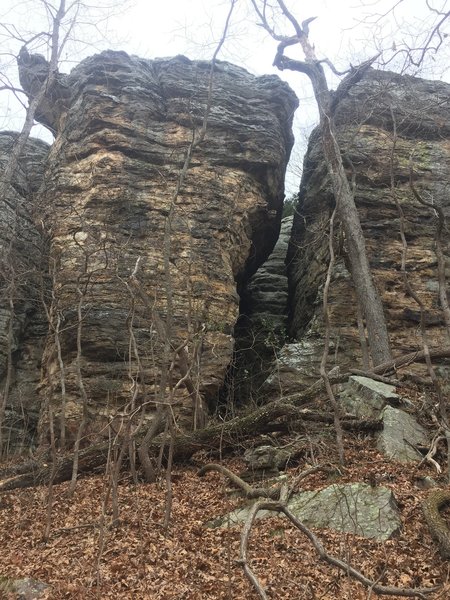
[1,0,449,193]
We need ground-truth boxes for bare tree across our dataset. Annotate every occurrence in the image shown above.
[0,0,72,459]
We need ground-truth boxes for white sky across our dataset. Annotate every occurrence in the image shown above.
[1,0,449,194]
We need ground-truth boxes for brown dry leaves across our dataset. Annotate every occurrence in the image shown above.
[1,439,450,599]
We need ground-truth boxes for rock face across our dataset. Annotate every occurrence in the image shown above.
[17,50,297,443]
[282,69,450,390]
[233,216,292,402]
[0,132,49,454]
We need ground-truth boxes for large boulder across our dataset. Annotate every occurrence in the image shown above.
[377,405,429,462]
[340,376,429,462]
[212,482,402,541]
[340,375,401,419]
[18,50,298,442]
[288,482,401,540]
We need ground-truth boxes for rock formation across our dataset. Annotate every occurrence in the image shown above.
[233,216,291,403]
[13,50,297,445]
[211,481,402,541]
[0,132,49,454]
[5,53,450,459]
[268,69,450,393]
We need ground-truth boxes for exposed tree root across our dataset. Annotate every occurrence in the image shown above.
[198,464,281,499]
[239,499,435,599]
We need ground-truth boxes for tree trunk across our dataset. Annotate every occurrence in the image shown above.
[276,54,392,367]
[320,106,392,366]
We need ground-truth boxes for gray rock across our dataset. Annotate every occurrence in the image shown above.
[414,475,437,490]
[340,375,401,419]
[212,483,401,541]
[262,337,326,395]
[234,216,293,401]
[243,445,291,470]
[245,216,292,338]
[377,405,428,462]
[288,483,401,540]
[0,577,50,599]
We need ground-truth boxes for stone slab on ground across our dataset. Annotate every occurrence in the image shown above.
[340,375,401,419]
[210,482,401,540]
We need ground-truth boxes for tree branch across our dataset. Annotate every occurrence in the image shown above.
[239,500,436,599]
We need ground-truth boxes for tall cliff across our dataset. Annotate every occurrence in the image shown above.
[14,50,297,445]
[0,132,49,454]
[270,69,450,393]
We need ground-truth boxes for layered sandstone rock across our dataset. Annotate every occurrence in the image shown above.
[0,132,49,453]
[280,69,450,392]
[233,216,291,402]
[18,51,297,441]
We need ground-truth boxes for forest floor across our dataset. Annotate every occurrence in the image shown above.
[1,431,450,600]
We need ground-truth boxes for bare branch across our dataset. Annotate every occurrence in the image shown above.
[240,500,435,599]
[276,0,303,37]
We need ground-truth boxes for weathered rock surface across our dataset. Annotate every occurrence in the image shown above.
[340,375,401,419]
[0,576,51,599]
[211,482,401,541]
[18,50,297,442]
[0,132,49,454]
[233,216,292,402]
[242,445,291,479]
[282,69,450,390]
[243,216,292,334]
[340,376,428,462]
[288,483,401,540]
[377,405,428,462]
[262,338,323,396]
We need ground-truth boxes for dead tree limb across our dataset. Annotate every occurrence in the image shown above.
[373,348,450,376]
[0,344,447,492]
[198,463,281,499]
[239,499,436,599]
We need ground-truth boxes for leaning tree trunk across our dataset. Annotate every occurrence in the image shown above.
[317,74,392,366]
[275,54,392,367]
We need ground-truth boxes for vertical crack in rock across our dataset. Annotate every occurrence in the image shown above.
[232,216,292,405]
